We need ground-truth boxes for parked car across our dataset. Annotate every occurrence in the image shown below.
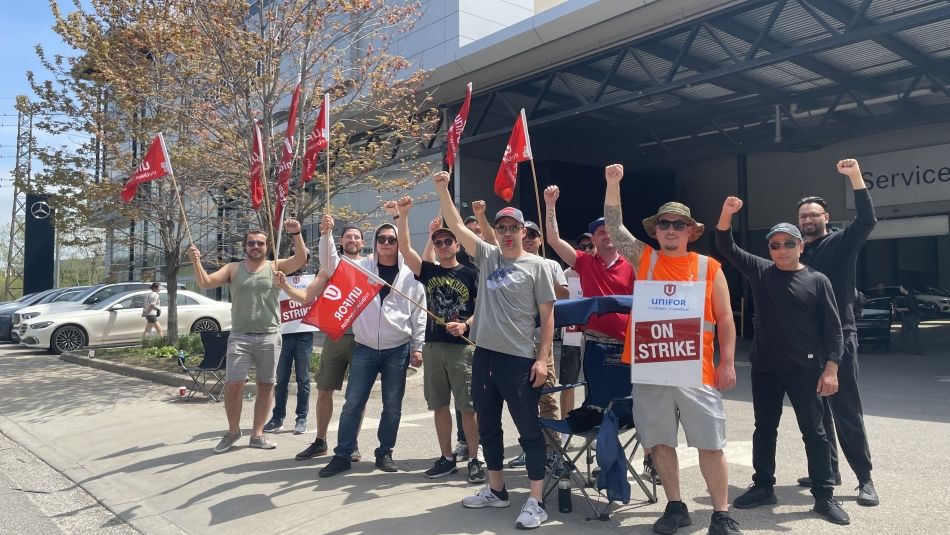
[856,297,894,352]
[12,282,165,333]
[19,289,232,354]
[0,290,60,341]
[3,287,90,342]
[863,286,945,317]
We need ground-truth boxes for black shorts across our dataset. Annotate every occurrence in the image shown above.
[559,345,581,385]
[145,315,159,324]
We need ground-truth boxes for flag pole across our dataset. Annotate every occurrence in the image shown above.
[520,107,545,258]
[342,257,475,346]
[157,133,195,247]
[255,122,281,264]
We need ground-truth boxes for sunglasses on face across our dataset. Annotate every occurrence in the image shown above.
[768,240,800,250]
[494,224,523,235]
[376,236,398,245]
[657,219,690,231]
[524,232,541,240]
[246,240,266,247]
[433,238,455,248]
[579,243,594,250]
[798,212,827,221]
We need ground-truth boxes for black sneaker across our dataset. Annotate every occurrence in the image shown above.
[707,511,741,535]
[856,480,879,506]
[732,483,777,509]
[797,474,842,487]
[424,457,458,479]
[295,438,328,460]
[318,455,352,478]
[653,501,691,535]
[643,453,662,485]
[814,496,850,525]
[263,418,283,433]
[507,452,526,468]
[545,453,566,479]
[467,459,486,484]
[375,453,398,473]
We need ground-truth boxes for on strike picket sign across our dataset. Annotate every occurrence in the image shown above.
[279,274,318,334]
[630,280,705,388]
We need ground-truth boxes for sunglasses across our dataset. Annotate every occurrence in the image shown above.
[768,240,800,250]
[578,243,594,251]
[524,232,541,240]
[246,240,267,247]
[376,236,398,245]
[433,238,455,248]
[494,224,523,234]
[798,212,827,221]
[657,219,690,231]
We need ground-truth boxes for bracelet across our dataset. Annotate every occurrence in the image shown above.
[392,215,400,220]
[286,231,300,236]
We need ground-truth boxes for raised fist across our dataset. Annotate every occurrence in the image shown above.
[188,245,201,263]
[320,214,334,234]
[284,218,301,234]
[396,196,413,217]
[433,171,450,192]
[605,164,624,184]
[428,217,443,234]
[471,200,486,215]
[836,158,862,178]
[722,196,744,215]
[543,185,559,205]
[273,271,287,288]
[382,200,398,217]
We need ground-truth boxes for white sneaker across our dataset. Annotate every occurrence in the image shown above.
[294,419,307,435]
[462,485,510,509]
[515,497,548,529]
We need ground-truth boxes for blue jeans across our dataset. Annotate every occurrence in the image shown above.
[333,342,410,460]
[272,332,313,422]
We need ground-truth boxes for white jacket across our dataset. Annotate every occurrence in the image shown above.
[320,225,426,352]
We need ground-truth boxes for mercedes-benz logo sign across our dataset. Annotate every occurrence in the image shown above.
[30,201,51,220]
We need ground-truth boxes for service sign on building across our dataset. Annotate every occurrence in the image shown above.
[630,280,704,388]
[849,143,950,209]
[279,274,318,333]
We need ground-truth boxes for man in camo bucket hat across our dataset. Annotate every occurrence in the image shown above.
[642,202,706,243]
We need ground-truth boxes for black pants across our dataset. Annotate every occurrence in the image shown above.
[472,347,545,481]
[751,367,835,499]
[819,331,873,482]
[900,315,923,354]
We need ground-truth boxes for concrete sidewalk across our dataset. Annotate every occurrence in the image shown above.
[1,332,949,534]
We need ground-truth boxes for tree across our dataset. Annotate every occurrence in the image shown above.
[27,0,438,343]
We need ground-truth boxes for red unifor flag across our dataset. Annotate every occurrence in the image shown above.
[302,257,384,340]
[249,120,265,210]
[493,108,532,202]
[120,134,172,203]
[273,82,301,227]
[301,92,330,183]
[445,82,472,170]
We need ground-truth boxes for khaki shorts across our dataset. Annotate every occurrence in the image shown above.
[315,334,356,391]
[225,331,281,384]
[423,341,474,411]
[632,383,726,451]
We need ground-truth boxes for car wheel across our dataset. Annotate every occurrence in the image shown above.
[51,325,87,354]
[191,318,220,333]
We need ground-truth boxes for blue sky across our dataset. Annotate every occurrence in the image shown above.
[0,1,76,229]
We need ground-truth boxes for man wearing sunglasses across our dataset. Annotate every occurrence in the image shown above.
[603,164,740,535]
[316,214,427,478]
[385,196,484,484]
[794,159,879,507]
[716,197,849,526]
[433,171,556,530]
[189,220,308,454]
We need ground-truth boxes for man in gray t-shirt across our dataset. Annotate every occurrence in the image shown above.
[434,171,556,530]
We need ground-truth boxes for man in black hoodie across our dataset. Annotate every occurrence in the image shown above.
[795,158,878,507]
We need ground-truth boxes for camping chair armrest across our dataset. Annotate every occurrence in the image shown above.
[603,395,634,414]
[541,381,586,395]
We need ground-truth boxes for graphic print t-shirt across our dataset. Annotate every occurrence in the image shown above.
[417,261,478,344]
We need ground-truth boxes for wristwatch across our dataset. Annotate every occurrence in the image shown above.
[286,231,300,236]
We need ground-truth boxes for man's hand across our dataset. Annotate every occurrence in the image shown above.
[410,351,423,368]
[428,217,442,235]
[320,214,334,234]
[722,196,744,216]
[543,185,559,205]
[433,171,450,192]
[836,158,862,179]
[817,365,839,397]
[471,200,486,215]
[188,245,201,263]
[715,361,737,392]
[605,163,624,184]
[396,195,413,217]
[383,200,398,217]
[445,321,467,337]
[284,218,301,234]
[273,271,288,288]
[529,359,548,388]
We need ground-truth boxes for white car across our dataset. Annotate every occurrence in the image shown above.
[19,290,232,354]
[13,282,158,332]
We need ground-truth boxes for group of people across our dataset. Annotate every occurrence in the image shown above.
[186,156,881,533]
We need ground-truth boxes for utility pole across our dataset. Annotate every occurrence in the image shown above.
[3,96,33,300]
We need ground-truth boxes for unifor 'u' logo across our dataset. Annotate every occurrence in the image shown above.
[664,284,676,296]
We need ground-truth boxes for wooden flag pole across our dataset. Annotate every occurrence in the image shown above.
[256,127,281,268]
[155,133,195,247]
[528,158,545,258]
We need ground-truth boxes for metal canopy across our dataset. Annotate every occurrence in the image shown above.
[453,0,950,162]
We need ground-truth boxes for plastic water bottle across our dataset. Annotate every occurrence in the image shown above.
[558,477,572,513]
[177,350,186,367]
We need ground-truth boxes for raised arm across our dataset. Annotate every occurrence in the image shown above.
[434,171,480,254]
[275,218,309,274]
[543,186,578,267]
[317,214,340,274]
[714,196,770,277]
[421,216,441,263]
[189,246,233,289]
[836,158,877,245]
[603,164,646,266]
[389,197,422,276]
[472,200,496,246]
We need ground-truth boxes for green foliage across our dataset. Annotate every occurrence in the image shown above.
[141,335,169,349]
[144,346,178,359]
[177,333,203,355]
[310,351,321,373]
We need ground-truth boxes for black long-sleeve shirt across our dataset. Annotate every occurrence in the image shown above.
[716,229,843,372]
[800,189,876,333]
